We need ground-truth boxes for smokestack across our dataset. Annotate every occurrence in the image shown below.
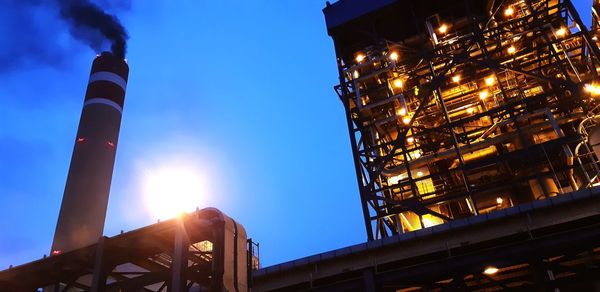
[51,52,128,254]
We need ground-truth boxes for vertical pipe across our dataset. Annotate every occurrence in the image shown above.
[171,219,188,292]
[51,52,129,254]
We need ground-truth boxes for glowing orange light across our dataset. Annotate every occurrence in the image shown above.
[452,75,461,83]
[507,45,517,54]
[496,197,503,204]
[422,217,433,227]
[389,51,399,61]
[397,107,407,116]
[407,136,415,143]
[585,83,600,96]
[484,266,499,275]
[504,6,514,17]
[556,27,567,37]
[467,107,475,114]
[485,76,495,86]
[438,24,448,34]
[479,90,489,100]
[355,53,365,63]
[393,78,403,88]
[403,116,411,125]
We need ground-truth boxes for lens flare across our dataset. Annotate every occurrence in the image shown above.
[144,165,208,220]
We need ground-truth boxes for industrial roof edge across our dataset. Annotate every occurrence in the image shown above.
[254,186,600,277]
[322,0,398,33]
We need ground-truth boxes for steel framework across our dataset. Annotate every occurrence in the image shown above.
[328,0,600,240]
[0,208,252,292]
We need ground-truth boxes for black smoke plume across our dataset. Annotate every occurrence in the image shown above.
[59,0,129,59]
[0,0,129,73]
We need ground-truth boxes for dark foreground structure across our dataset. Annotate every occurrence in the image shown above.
[254,0,600,290]
[253,188,600,291]
[0,208,249,291]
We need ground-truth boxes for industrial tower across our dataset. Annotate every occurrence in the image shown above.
[252,0,600,290]
[328,0,600,241]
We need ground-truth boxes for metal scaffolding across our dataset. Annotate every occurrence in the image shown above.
[0,208,253,292]
[329,0,600,240]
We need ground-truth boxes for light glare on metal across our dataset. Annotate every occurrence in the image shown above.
[556,27,567,37]
[422,217,433,228]
[467,107,475,114]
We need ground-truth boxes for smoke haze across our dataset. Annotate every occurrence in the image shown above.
[0,0,129,73]
[59,0,129,59]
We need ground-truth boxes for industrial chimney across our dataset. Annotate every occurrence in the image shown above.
[51,52,129,254]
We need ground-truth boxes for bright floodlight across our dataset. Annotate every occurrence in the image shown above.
[397,107,407,116]
[438,24,448,34]
[144,166,207,220]
[393,78,403,88]
[507,45,517,54]
[479,90,489,100]
[355,53,365,63]
[484,266,499,275]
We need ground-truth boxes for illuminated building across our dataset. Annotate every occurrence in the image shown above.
[254,0,600,290]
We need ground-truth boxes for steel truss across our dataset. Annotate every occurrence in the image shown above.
[333,0,600,240]
[0,208,251,292]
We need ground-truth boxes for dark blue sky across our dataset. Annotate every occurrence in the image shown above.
[0,0,593,269]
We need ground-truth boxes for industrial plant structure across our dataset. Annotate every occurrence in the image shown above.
[253,0,600,290]
[0,53,253,291]
[2,0,600,291]
[52,52,129,255]
[328,0,600,242]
